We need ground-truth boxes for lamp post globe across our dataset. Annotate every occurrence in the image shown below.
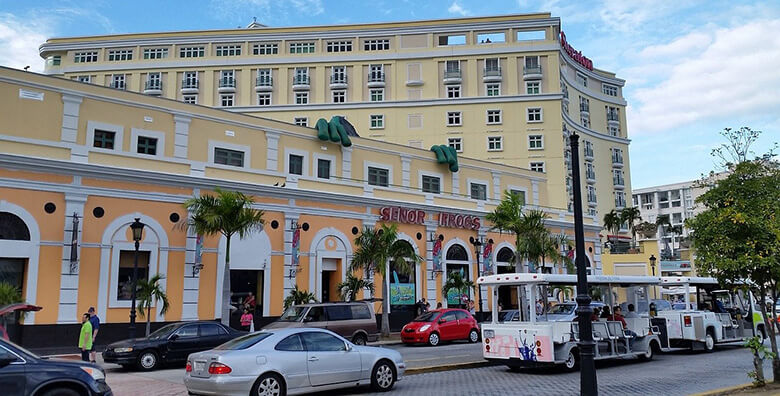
[128,218,145,339]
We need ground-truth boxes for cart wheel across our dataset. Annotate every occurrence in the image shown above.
[704,329,715,353]
[563,349,579,371]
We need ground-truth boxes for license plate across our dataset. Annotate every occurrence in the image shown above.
[195,361,206,372]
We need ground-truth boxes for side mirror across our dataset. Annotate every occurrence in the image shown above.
[168,333,179,341]
[345,342,353,352]
[439,318,447,324]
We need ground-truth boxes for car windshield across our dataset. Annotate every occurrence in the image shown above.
[213,332,272,350]
[278,306,307,322]
[148,323,179,339]
[548,304,575,315]
[413,311,440,322]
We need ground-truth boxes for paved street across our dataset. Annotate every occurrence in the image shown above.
[103,342,772,396]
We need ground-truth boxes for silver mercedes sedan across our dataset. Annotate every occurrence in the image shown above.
[184,328,405,396]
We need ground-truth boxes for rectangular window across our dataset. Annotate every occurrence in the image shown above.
[118,251,149,300]
[107,49,133,61]
[289,42,315,54]
[288,154,304,175]
[477,32,505,43]
[183,95,197,104]
[136,136,158,155]
[445,60,460,73]
[447,111,462,126]
[214,147,244,167]
[527,107,542,122]
[294,67,309,85]
[530,162,545,172]
[581,116,590,128]
[49,55,61,66]
[470,183,487,200]
[364,39,390,51]
[367,166,389,187]
[143,48,168,59]
[576,72,588,87]
[77,75,92,83]
[368,64,384,82]
[257,93,271,106]
[613,169,624,186]
[585,163,595,179]
[253,43,279,55]
[370,88,384,102]
[74,51,98,63]
[526,81,540,94]
[257,68,272,86]
[370,114,384,129]
[145,72,161,91]
[509,189,527,205]
[216,44,242,56]
[486,83,501,96]
[93,129,115,149]
[220,94,234,107]
[179,46,205,58]
[584,141,594,157]
[528,135,543,149]
[295,92,309,105]
[587,186,597,203]
[326,41,353,52]
[422,175,441,194]
[317,158,331,179]
[294,117,308,127]
[672,212,683,224]
[447,85,461,98]
[332,90,346,103]
[486,109,502,124]
[438,34,466,46]
[602,84,618,96]
[111,74,125,90]
[183,71,198,88]
[487,136,503,151]
[615,191,627,208]
[331,66,346,84]
[448,137,462,152]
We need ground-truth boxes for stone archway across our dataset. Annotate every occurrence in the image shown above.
[216,230,272,317]
[308,227,352,303]
[442,239,472,308]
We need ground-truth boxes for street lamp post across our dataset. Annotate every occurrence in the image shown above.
[569,132,598,395]
[469,237,484,315]
[649,254,657,299]
[128,218,145,339]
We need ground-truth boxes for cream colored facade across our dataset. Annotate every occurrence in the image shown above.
[39,13,631,229]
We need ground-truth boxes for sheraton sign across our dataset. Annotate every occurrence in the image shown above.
[560,31,593,71]
[379,206,480,230]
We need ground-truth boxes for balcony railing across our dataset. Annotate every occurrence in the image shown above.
[584,148,594,158]
[110,82,125,90]
[612,154,624,165]
[255,76,273,87]
[144,81,161,91]
[586,170,596,180]
[613,176,625,186]
[580,102,590,112]
[483,67,501,77]
[367,72,385,83]
[330,74,348,84]
[444,70,462,79]
[523,65,542,77]
[219,77,236,88]
[182,79,199,89]
[607,112,620,122]
[293,75,310,85]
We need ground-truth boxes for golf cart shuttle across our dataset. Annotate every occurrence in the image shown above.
[477,273,663,370]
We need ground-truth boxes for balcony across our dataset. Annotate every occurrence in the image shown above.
[181,79,199,94]
[587,198,597,207]
[255,76,273,92]
[329,74,348,89]
[443,69,462,84]
[612,154,624,167]
[523,65,542,80]
[483,67,502,82]
[607,111,620,126]
[580,102,590,114]
[292,75,310,90]
[218,77,236,93]
[586,170,596,184]
[584,147,594,160]
[110,82,125,90]
[613,176,625,189]
[143,81,162,95]
[367,72,385,88]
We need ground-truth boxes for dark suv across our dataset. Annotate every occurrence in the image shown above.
[0,338,112,396]
[263,302,379,345]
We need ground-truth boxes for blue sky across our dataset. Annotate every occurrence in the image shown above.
[0,0,778,188]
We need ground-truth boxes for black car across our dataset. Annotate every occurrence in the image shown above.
[0,338,112,396]
[103,321,243,371]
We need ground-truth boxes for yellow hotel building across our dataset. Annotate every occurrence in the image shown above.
[0,65,603,348]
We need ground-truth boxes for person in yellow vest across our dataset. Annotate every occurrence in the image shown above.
[78,313,93,362]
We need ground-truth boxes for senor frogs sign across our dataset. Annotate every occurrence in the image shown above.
[379,206,480,230]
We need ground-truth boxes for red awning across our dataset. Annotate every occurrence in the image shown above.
[0,303,42,316]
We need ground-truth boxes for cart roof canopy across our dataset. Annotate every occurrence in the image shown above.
[661,276,719,286]
[477,273,661,286]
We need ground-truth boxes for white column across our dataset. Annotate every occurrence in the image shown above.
[181,204,200,320]
[57,192,86,323]
[491,171,502,200]
[173,114,191,159]
[266,132,280,171]
[341,146,352,180]
[425,223,438,305]
[401,156,411,188]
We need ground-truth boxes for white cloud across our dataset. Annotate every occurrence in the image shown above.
[447,2,470,16]
[0,13,52,72]
[627,19,780,134]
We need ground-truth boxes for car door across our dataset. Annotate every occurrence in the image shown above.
[198,323,230,350]
[0,345,25,396]
[303,307,328,330]
[454,310,472,339]
[302,331,362,386]
[166,324,200,362]
[273,334,310,391]
[437,311,459,340]
[324,305,353,337]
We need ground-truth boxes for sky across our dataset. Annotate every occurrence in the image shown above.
[0,0,778,188]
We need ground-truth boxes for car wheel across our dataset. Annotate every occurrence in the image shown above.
[137,350,159,371]
[428,332,440,346]
[704,330,715,353]
[252,373,286,396]
[40,388,80,396]
[757,326,766,344]
[370,360,396,392]
[468,329,479,343]
[352,334,367,346]
[639,343,654,361]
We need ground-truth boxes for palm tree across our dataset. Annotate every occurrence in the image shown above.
[350,224,422,337]
[0,282,22,331]
[182,188,265,326]
[337,273,375,302]
[620,206,642,247]
[442,271,475,308]
[540,233,574,274]
[603,209,622,236]
[283,285,318,309]
[136,274,170,337]
[486,191,549,272]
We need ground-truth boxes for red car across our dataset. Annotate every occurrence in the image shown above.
[401,309,480,346]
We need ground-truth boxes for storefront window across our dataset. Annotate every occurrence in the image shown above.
[389,241,416,311]
[445,244,470,306]
[117,250,149,300]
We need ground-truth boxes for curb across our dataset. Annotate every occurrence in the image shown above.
[404,360,492,375]
[690,382,761,396]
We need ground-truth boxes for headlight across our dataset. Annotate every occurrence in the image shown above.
[483,330,495,338]
[114,347,133,353]
[81,366,106,381]
[419,325,431,332]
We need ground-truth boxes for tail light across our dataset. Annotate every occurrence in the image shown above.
[684,315,692,327]
[185,362,192,372]
[208,363,232,375]
[485,345,491,352]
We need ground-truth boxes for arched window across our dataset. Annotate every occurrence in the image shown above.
[389,240,416,311]
[446,244,468,261]
[445,244,470,306]
[496,247,515,263]
[0,212,30,241]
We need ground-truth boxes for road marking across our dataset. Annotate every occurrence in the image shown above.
[406,354,473,362]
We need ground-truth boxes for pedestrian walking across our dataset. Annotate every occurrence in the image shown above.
[468,300,476,315]
[78,313,93,362]
[88,307,100,363]
[240,308,253,332]
[436,302,443,309]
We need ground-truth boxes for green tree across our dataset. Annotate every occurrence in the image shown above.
[688,159,780,382]
[442,271,475,308]
[620,206,642,247]
[337,273,374,302]
[0,282,22,331]
[136,274,170,337]
[283,285,318,309]
[350,224,421,337]
[486,191,550,272]
[182,188,265,327]
[538,233,573,274]
[602,209,622,236]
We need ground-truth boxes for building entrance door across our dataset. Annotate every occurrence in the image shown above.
[321,258,339,302]
[229,270,263,329]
